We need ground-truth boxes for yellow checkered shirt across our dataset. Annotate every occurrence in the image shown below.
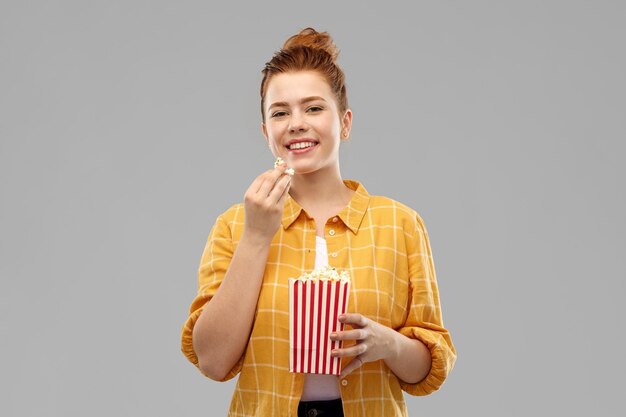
[181,180,456,416]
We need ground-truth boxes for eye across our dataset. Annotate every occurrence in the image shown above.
[271,111,287,118]
[307,106,323,113]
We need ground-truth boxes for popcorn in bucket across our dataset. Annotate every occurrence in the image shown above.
[289,266,350,375]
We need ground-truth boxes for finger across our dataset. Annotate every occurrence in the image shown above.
[339,357,363,378]
[332,343,367,358]
[249,168,279,195]
[330,329,367,341]
[276,178,292,205]
[247,170,273,196]
[338,313,368,328]
[256,165,288,197]
[268,173,292,205]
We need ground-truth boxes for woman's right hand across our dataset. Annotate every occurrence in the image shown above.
[242,162,292,245]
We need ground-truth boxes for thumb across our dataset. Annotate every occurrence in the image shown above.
[277,182,291,206]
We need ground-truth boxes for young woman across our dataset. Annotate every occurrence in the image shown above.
[182,28,456,417]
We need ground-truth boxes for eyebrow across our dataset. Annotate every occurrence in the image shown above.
[268,96,327,111]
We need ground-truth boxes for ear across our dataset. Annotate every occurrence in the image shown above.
[341,109,353,139]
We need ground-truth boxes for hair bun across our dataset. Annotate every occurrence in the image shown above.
[282,27,339,61]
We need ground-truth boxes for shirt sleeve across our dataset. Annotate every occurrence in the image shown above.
[180,212,244,381]
[397,213,456,396]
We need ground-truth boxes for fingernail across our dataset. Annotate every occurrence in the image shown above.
[330,332,337,338]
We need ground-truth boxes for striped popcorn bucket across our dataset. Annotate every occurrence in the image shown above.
[289,278,350,375]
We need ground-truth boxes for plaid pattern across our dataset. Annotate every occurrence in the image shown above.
[181,180,456,417]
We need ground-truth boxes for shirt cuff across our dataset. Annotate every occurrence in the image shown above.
[397,326,456,396]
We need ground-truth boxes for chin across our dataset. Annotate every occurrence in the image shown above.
[296,164,331,175]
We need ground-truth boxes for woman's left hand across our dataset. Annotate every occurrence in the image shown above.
[330,313,399,378]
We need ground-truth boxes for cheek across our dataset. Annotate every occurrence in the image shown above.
[326,118,341,137]
[266,124,285,146]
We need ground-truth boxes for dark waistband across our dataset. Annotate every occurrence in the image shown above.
[298,398,343,417]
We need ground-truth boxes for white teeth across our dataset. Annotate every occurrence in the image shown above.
[289,141,316,150]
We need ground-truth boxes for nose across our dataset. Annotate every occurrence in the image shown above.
[288,111,307,134]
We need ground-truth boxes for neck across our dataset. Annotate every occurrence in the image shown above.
[287,165,351,210]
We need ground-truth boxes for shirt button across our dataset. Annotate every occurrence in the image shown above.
[341,379,348,386]
[331,252,338,258]
[328,229,336,236]
[332,216,339,223]
[307,410,318,417]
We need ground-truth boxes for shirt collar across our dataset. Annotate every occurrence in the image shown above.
[281,179,370,234]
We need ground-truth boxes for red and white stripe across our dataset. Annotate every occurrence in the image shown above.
[289,279,350,375]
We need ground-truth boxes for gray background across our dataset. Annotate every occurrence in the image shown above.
[1,1,624,416]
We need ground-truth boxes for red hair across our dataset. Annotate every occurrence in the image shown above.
[260,28,348,120]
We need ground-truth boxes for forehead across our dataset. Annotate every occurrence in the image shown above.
[265,71,334,106]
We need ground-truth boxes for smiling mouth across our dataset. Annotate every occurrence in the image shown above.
[287,141,318,150]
